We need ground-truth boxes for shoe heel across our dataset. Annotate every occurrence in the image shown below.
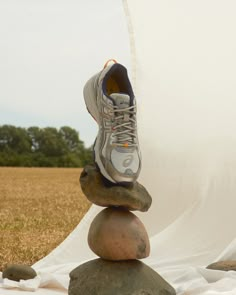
[83,75,100,123]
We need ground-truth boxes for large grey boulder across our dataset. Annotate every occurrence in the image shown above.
[69,259,176,295]
[88,207,150,260]
[80,165,152,212]
[207,260,236,271]
[2,264,37,282]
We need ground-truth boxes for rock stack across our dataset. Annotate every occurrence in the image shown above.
[68,165,176,295]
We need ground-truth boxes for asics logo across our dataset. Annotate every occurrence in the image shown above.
[123,155,134,167]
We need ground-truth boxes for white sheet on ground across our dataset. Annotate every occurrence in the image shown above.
[1,0,236,294]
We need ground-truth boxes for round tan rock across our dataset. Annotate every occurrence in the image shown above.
[88,207,150,260]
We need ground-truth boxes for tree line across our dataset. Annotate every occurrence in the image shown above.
[0,125,93,167]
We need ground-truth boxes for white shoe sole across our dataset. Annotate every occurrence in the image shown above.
[84,77,116,183]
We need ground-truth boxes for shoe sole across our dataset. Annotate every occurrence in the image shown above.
[84,76,116,183]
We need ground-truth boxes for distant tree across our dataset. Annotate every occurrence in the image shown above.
[27,126,41,152]
[59,126,83,152]
[38,127,66,157]
[0,125,92,167]
[80,145,93,166]
[0,125,31,154]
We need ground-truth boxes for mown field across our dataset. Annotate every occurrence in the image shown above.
[0,167,91,272]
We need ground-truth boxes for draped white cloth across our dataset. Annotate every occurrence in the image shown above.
[2,0,236,294]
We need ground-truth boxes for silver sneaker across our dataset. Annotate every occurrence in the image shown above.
[83,61,141,183]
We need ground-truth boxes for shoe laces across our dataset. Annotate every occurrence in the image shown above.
[106,103,137,147]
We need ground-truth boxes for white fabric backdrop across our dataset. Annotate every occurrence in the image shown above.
[2,0,236,294]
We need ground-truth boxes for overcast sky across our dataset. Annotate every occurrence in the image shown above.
[0,0,130,146]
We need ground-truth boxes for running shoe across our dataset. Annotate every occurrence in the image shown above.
[83,60,141,183]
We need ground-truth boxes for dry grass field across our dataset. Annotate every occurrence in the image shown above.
[0,167,91,272]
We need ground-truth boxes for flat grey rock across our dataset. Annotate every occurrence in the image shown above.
[2,264,37,281]
[69,259,176,295]
[80,165,152,212]
[207,260,236,271]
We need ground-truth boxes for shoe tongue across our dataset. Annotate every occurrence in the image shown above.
[110,93,130,109]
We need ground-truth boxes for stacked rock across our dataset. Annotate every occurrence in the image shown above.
[69,165,176,295]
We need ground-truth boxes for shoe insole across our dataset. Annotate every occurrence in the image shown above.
[106,77,120,95]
